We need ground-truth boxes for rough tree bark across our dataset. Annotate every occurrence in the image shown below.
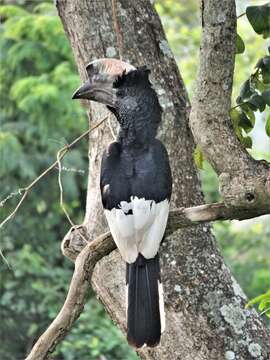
[190,0,270,211]
[53,0,270,359]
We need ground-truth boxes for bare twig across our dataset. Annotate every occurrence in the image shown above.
[111,0,123,60]
[56,148,89,245]
[0,116,108,232]
[107,113,117,140]
[25,231,115,360]
[237,1,270,19]
[55,166,85,174]
[237,12,246,19]
[0,188,26,208]
[56,148,75,227]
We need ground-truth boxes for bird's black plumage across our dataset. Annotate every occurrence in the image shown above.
[100,138,171,210]
[126,254,161,348]
[100,66,171,347]
[73,59,172,348]
[100,67,172,209]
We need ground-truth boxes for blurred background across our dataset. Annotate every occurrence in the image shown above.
[0,0,269,359]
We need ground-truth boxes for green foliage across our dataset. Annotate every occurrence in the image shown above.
[246,290,270,318]
[236,33,245,54]
[1,2,269,360]
[232,48,270,144]
[157,0,270,149]
[213,218,270,303]
[193,145,204,169]
[231,3,270,147]
[56,298,137,360]
[266,115,270,137]
[0,3,137,359]
[0,131,22,172]
[230,108,253,148]
[200,161,221,203]
[246,4,270,38]
[155,0,200,95]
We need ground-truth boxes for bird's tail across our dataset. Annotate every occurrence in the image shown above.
[126,253,165,348]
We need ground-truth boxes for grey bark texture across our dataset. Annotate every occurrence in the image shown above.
[189,0,270,211]
[55,0,270,359]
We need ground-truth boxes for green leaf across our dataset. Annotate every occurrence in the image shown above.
[263,56,270,67]
[33,3,56,15]
[266,115,270,137]
[262,67,270,84]
[0,5,28,21]
[238,111,254,133]
[250,74,266,93]
[239,103,255,124]
[0,131,22,172]
[241,135,252,148]
[259,56,270,84]
[193,145,204,169]
[239,79,254,100]
[258,298,270,312]
[246,290,270,307]
[236,33,245,54]
[248,94,266,112]
[230,108,241,124]
[246,5,270,38]
[231,116,253,148]
[261,90,270,106]
[255,57,264,69]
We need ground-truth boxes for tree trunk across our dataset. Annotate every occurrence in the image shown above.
[56,0,270,359]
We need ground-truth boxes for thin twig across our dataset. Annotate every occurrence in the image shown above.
[260,306,270,317]
[111,0,123,60]
[0,116,108,232]
[230,102,246,111]
[108,113,117,140]
[55,166,85,174]
[237,12,246,19]
[57,148,74,227]
[56,148,89,245]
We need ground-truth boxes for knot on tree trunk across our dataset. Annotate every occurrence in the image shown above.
[219,170,270,209]
[61,225,89,261]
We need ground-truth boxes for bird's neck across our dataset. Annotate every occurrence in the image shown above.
[117,116,157,151]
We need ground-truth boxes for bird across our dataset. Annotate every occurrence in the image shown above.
[73,58,172,348]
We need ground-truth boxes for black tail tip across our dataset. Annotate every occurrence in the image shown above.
[127,333,161,348]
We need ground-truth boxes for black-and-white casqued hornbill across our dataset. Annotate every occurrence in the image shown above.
[73,58,172,348]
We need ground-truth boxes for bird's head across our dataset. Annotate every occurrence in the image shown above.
[72,58,162,127]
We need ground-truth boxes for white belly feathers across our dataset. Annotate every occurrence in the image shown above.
[104,197,169,263]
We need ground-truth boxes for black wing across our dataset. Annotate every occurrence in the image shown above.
[100,139,172,210]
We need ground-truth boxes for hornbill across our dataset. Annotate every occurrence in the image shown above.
[73,58,172,348]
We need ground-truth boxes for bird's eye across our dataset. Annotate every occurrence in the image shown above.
[117,89,125,97]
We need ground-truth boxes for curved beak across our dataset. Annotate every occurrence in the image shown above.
[72,80,91,99]
[72,79,117,107]
[72,58,136,107]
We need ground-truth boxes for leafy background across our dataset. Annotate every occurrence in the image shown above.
[0,0,269,359]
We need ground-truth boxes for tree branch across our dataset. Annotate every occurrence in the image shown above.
[189,0,270,210]
[53,1,270,359]
[25,232,115,360]
[63,202,270,261]
[26,199,270,360]
[0,116,108,232]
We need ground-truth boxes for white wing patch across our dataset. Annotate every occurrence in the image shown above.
[104,197,169,263]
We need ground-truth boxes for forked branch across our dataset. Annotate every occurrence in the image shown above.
[26,200,269,359]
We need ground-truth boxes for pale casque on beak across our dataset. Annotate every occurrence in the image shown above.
[72,58,136,107]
